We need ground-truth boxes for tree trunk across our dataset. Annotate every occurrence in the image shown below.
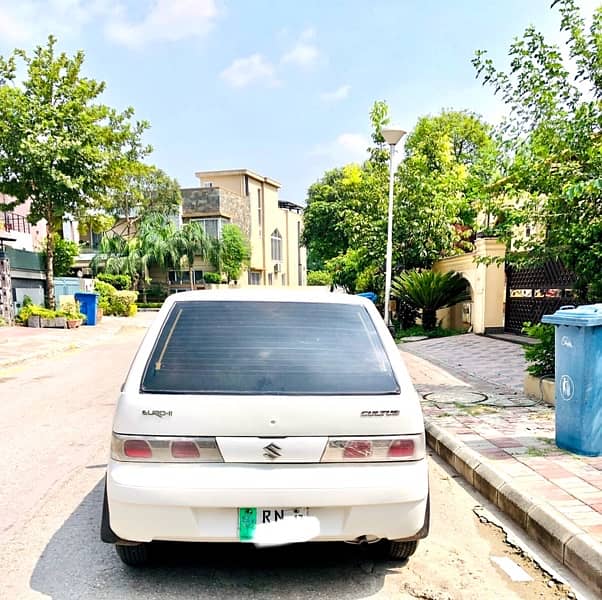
[422,308,437,331]
[189,267,194,290]
[45,220,56,310]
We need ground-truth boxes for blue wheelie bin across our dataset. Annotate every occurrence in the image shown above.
[542,304,602,456]
[74,292,99,326]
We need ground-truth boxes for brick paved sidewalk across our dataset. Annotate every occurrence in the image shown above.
[400,335,602,545]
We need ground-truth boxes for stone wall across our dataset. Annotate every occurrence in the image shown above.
[0,253,14,324]
[181,187,250,239]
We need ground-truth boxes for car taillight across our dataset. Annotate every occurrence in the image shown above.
[321,434,425,462]
[171,441,200,459]
[343,440,373,459]
[111,433,223,463]
[387,439,415,458]
[124,439,152,459]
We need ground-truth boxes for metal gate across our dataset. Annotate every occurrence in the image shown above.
[505,261,579,335]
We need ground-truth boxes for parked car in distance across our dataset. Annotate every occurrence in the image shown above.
[102,289,429,566]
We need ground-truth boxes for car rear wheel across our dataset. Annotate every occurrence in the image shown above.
[116,543,150,567]
[386,539,418,560]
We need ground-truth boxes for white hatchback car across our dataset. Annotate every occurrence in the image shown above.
[101,290,429,566]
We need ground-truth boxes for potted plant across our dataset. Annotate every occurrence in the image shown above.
[60,299,86,329]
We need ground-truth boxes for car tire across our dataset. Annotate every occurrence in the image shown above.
[116,543,150,567]
[386,539,418,560]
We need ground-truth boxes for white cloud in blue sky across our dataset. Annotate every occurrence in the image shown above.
[106,0,219,48]
[0,0,598,201]
[281,28,320,68]
[220,53,278,88]
[320,85,351,102]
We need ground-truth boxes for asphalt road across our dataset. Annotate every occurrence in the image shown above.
[0,325,582,599]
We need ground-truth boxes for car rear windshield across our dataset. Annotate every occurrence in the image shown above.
[141,301,399,395]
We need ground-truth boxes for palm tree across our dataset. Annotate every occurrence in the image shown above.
[173,221,212,290]
[91,234,144,289]
[391,270,470,331]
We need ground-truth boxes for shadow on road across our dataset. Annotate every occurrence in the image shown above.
[31,480,403,599]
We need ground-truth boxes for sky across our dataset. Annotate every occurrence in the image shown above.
[0,0,599,203]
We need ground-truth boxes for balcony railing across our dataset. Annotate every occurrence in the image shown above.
[2,212,31,234]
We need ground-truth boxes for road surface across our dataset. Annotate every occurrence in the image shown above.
[0,323,587,599]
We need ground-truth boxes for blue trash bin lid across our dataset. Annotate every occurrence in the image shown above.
[356,292,377,303]
[542,303,602,327]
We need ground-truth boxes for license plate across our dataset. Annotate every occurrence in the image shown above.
[238,507,308,541]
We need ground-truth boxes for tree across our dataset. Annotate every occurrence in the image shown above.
[105,166,182,238]
[218,224,251,283]
[393,110,498,270]
[0,36,150,308]
[173,221,211,290]
[473,0,602,300]
[43,234,79,277]
[391,270,471,331]
[303,104,497,294]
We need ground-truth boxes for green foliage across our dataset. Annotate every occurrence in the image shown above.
[0,317,6,327]
[59,299,86,321]
[78,214,115,241]
[111,290,138,317]
[302,104,497,296]
[391,270,471,331]
[473,0,602,301]
[395,110,497,267]
[218,224,251,282]
[92,213,215,293]
[522,322,555,377]
[42,234,79,277]
[0,36,151,308]
[325,249,367,294]
[97,273,131,290]
[17,303,84,323]
[22,295,33,308]
[94,279,117,315]
[306,270,332,286]
[202,272,222,284]
[105,166,182,237]
[137,302,163,309]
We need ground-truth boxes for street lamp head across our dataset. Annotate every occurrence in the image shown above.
[381,127,406,146]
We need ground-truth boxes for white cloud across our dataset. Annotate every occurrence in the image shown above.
[220,53,277,88]
[281,27,319,68]
[311,132,369,163]
[320,84,351,102]
[106,0,219,48]
[0,0,117,44]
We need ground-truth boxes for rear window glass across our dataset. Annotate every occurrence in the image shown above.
[141,301,399,395]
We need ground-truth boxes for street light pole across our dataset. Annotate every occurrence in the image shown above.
[381,127,406,328]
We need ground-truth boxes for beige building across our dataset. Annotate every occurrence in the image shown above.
[176,169,306,289]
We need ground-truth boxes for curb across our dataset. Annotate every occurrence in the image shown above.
[425,420,602,596]
[0,324,129,370]
[0,342,85,369]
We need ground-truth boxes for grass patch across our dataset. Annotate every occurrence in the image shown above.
[453,402,497,416]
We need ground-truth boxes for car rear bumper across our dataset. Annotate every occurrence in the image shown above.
[106,460,429,543]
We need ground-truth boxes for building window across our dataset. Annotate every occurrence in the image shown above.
[268,273,273,286]
[190,217,228,239]
[271,229,282,261]
[248,270,262,285]
[257,189,262,236]
[281,274,286,286]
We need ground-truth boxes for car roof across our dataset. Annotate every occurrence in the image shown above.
[162,289,371,308]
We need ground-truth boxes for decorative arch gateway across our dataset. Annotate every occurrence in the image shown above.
[432,238,506,335]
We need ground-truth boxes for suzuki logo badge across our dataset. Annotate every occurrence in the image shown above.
[263,443,282,459]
